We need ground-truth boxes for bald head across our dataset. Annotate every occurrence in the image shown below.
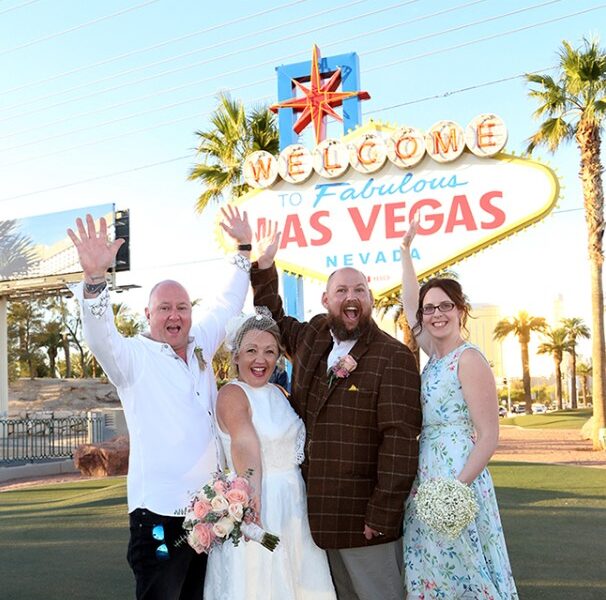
[326,268,370,293]
[145,280,192,358]
[148,279,190,306]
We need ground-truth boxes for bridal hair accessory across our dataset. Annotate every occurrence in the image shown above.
[225,307,279,354]
[414,477,479,539]
[177,469,280,554]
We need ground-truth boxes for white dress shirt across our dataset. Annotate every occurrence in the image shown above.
[326,333,356,373]
[73,261,248,516]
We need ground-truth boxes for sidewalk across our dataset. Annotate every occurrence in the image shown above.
[0,459,79,489]
[494,425,606,468]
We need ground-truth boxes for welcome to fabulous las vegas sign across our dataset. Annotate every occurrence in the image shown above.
[216,47,559,298]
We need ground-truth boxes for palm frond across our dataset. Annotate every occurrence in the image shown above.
[526,37,606,154]
[526,117,574,153]
[190,93,278,213]
[195,186,225,213]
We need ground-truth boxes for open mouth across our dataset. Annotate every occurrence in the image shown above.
[250,366,267,378]
[166,324,181,335]
[342,303,360,322]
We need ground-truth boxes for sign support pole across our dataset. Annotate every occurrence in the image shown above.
[274,51,366,321]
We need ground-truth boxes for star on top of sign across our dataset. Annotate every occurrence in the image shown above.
[270,45,370,144]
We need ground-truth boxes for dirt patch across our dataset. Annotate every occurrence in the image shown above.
[495,425,606,469]
[0,472,94,492]
[8,378,119,416]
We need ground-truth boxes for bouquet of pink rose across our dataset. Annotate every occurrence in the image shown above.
[179,469,279,554]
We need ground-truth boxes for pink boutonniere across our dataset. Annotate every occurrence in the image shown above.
[328,354,357,387]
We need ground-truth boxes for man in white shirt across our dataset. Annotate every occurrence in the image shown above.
[68,207,252,600]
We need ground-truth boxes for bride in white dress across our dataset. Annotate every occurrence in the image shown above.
[204,311,336,600]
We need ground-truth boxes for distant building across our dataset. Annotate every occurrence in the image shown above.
[29,236,80,277]
[467,303,505,380]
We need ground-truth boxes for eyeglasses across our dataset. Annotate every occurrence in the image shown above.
[421,301,456,315]
[152,524,169,561]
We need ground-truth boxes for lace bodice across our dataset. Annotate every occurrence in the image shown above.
[217,381,305,473]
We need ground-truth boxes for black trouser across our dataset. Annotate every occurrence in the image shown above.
[127,508,207,600]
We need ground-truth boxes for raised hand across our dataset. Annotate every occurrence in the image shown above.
[255,220,281,270]
[220,205,252,245]
[400,217,419,251]
[67,214,125,280]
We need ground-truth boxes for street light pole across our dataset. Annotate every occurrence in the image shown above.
[503,376,511,413]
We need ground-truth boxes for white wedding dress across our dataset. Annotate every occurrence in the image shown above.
[204,381,336,600]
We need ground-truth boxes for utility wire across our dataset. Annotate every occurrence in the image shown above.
[0,0,309,96]
[370,3,606,70]
[364,66,556,115]
[0,0,591,166]
[0,1,590,156]
[0,3,601,177]
[0,0,557,147]
[364,0,564,57]
[0,154,192,202]
[3,0,557,119]
[0,0,373,137]
[0,0,41,17]
[0,0,161,57]
[0,60,554,201]
[0,0,411,120]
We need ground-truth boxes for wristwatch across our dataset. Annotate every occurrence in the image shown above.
[232,253,251,272]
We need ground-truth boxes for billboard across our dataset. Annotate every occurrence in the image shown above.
[0,204,117,296]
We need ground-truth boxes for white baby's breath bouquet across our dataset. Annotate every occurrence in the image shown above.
[414,477,479,539]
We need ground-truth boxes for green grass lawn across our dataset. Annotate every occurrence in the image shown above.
[489,461,606,599]
[501,408,592,429]
[0,478,132,600]
[1,462,605,599]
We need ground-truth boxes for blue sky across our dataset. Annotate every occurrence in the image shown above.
[0,0,604,371]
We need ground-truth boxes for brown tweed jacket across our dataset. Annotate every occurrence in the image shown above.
[252,264,422,549]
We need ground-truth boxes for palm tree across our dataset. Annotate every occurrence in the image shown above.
[493,311,547,412]
[560,317,590,409]
[374,291,416,353]
[7,299,45,378]
[526,36,606,448]
[189,93,279,212]
[46,297,72,378]
[0,219,35,279]
[32,320,64,378]
[537,327,573,410]
[212,344,232,384]
[576,359,593,406]
[112,302,145,338]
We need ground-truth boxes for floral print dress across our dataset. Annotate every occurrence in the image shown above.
[403,342,518,599]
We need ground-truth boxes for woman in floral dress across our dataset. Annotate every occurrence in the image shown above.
[400,222,518,599]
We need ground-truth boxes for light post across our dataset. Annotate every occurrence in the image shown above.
[502,377,512,413]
